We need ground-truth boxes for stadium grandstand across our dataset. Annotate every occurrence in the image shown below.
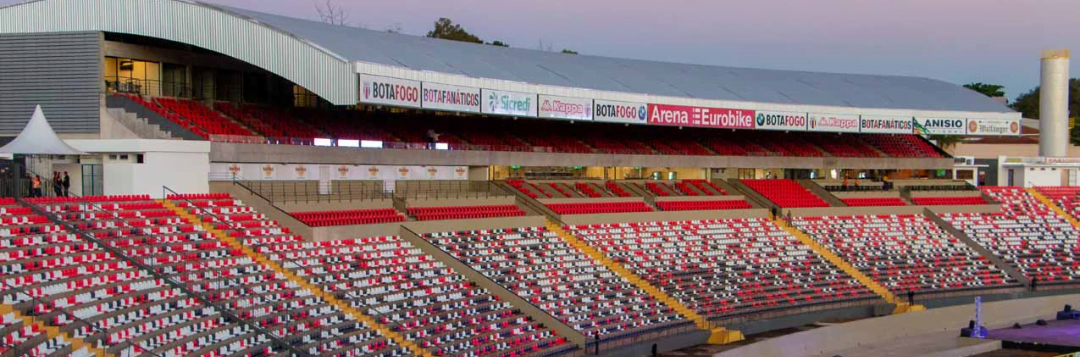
[0,0,1078,357]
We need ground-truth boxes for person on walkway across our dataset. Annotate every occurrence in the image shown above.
[62,172,70,197]
[31,175,41,197]
[52,172,62,197]
[842,177,849,191]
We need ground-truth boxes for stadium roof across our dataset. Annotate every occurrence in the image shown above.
[227,6,1012,114]
[0,0,1018,120]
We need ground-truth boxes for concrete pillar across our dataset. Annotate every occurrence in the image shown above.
[1039,49,1070,157]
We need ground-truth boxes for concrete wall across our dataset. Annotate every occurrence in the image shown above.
[274,200,393,213]
[539,197,644,204]
[713,294,1080,357]
[832,191,902,198]
[654,195,747,202]
[211,142,957,170]
[910,190,983,198]
[786,204,1000,217]
[309,223,401,242]
[560,209,769,226]
[406,196,516,207]
[403,216,546,235]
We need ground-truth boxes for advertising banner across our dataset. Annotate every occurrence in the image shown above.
[422,82,481,113]
[808,113,861,133]
[967,118,1021,136]
[754,110,808,131]
[538,95,593,120]
[860,116,914,134]
[358,74,421,108]
[593,100,648,124]
[482,89,537,117]
[647,104,755,129]
[210,163,468,182]
[913,117,967,135]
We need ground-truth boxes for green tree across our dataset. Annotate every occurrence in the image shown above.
[1011,78,1080,145]
[488,40,509,47]
[963,82,1006,98]
[426,18,482,44]
[560,49,578,55]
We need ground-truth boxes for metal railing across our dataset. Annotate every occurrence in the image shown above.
[393,180,508,200]
[104,76,194,99]
[234,180,389,204]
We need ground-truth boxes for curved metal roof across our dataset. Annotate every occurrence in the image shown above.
[227,5,1014,114]
[0,0,1016,117]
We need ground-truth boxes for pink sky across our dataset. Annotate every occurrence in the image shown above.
[4,0,1076,99]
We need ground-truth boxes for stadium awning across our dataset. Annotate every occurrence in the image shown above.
[0,106,87,155]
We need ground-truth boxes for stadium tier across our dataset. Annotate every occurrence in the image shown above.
[112,93,947,159]
[25,194,412,356]
[567,219,875,319]
[422,227,691,341]
[941,187,1080,283]
[840,197,908,207]
[791,214,1014,294]
[171,195,573,357]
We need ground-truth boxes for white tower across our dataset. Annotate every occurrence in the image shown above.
[1039,49,1070,157]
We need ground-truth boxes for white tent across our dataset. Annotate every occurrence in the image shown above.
[0,105,86,155]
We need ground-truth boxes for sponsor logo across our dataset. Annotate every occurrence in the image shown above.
[368,167,380,178]
[228,164,241,179]
[1010,121,1020,134]
[367,80,418,103]
[427,167,438,178]
[294,165,308,178]
[541,99,590,118]
[337,165,349,178]
[914,118,966,135]
[647,104,754,129]
[595,103,647,121]
[968,120,979,134]
[861,118,913,133]
[812,116,859,130]
[756,112,806,127]
[455,167,466,178]
[422,87,480,107]
[487,91,532,114]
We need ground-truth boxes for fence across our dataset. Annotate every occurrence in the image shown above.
[234,180,389,203]
[393,180,508,200]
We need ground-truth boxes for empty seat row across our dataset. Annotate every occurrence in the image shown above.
[911,196,987,206]
[291,208,406,227]
[546,202,653,215]
[841,197,907,207]
[656,200,752,211]
[407,205,526,221]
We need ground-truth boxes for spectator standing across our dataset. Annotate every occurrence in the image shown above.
[52,172,62,197]
[31,175,41,197]
[62,172,70,197]
[842,177,849,191]
[426,129,441,149]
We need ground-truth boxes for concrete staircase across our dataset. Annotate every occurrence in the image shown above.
[160,200,434,357]
[545,220,745,344]
[0,303,111,357]
[769,217,925,314]
[797,179,846,207]
[1028,188,1080,230]
[106,107,175,140]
